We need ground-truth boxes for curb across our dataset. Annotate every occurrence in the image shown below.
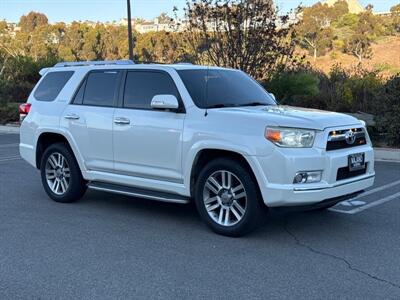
[0,125,20,134]
[0,125,399,162]
[374,148,400,163]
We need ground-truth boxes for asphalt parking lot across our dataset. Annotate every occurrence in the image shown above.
[1,132,399,299]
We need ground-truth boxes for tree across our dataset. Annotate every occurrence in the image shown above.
[344,6,380,62]
[180,0,296,80]
[390,4,400,33]
[297,2,348,61]
[19,12,48,32]
[344,34,372,62]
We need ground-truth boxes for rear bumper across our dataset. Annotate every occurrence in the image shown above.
[19,143,36,168]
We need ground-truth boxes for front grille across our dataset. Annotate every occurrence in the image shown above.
[326,128,366,151]
[336,163,368,181]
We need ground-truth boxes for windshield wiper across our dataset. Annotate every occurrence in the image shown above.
[236,102,271,107]
[207,103,239,108]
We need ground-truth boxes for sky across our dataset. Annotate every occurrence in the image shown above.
[0,0,398,23]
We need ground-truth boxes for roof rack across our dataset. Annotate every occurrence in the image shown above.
[53,60,134,68]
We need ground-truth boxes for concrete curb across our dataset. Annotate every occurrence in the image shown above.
[374,148,400,162]
[0,125,399,162]
[0,125,20,134]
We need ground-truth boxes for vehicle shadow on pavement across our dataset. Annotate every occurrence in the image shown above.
[81,189,343,239]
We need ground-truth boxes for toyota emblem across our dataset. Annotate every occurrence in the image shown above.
[345,130,356,145]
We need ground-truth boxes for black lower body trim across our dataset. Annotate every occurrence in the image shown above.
[272,190,364,213]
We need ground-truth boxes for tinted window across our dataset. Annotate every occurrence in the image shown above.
[83,71,119,107]
[72,80,86,105]
[177,69,276,108]
[34,71,74,101]
[124,71,180,109]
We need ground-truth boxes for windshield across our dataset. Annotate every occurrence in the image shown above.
[177,69,276,109]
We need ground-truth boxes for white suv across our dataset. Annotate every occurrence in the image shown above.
[19,60,375,236]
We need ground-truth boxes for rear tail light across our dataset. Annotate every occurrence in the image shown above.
[19,103,31,122]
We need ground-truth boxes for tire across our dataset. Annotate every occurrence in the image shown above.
[40,142,87,203]
[194,158,264,237]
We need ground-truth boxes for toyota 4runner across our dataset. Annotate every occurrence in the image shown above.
[19,60,375,236]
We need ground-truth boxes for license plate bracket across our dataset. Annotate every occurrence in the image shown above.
[348,153,365,171]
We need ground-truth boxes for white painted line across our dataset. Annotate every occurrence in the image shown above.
[330,191,400,214]
[328,179,400,214]
[0,143,19,148]
[0,155,22,163]
[350,179,400,200]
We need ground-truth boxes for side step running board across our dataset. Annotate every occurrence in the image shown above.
[87,181,190,204]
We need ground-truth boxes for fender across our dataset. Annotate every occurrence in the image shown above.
[35,127,88,174]
[183,140,257,195]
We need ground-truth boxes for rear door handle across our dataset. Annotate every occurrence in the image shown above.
[64,114,80,120]
[114,117,130,125]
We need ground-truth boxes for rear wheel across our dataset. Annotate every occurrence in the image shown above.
[194,158,264,237]
[40,143,87,203]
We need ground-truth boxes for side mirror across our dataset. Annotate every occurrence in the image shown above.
[151,94,179,110]
[269,93,276,101]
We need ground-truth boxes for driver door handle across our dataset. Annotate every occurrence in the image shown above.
[114,117,130,125]
[64,114,80,120]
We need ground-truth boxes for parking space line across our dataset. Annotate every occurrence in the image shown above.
[350,179,400,200]
[0,155,21,163]
[330,191,400,214]
[328,179,400,214]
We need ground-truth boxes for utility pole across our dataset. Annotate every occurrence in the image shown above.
[127,0,134,61]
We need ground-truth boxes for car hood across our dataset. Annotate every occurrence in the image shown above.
[216,105,361,130]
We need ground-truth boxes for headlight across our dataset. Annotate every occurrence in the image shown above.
[265,127,316,148]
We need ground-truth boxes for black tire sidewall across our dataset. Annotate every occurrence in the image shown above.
[40,143,86,203]
[194,158,264,237]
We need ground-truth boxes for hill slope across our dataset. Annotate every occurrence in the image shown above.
[301,36,400,77]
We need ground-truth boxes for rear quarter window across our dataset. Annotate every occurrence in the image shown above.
[34,71,74,102]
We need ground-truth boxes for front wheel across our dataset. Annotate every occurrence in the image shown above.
[194,158,264,237]
[40,143,87,203]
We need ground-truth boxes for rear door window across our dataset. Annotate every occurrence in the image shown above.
[34,71,74,101]
[82,71,119,107]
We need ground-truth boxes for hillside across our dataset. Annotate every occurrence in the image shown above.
[300,36,400,77]
[323,0,364,14]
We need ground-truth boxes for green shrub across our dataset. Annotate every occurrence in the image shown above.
[374,75,400,147]
[0,103,19,125]
[264,71,321,107]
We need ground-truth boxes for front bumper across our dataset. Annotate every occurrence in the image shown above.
[248,144,375,207]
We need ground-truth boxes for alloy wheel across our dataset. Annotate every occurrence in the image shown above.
[45,152,71,195]
[203,170,247,226]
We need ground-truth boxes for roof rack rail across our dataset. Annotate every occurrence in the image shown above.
[54,60,134,68]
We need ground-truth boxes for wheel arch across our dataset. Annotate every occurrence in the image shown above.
[188,148,263,200]
[35,131,84,173]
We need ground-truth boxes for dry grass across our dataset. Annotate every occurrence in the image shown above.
[298,36,400,77]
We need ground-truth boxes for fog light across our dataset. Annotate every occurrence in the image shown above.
[293,171,322,184]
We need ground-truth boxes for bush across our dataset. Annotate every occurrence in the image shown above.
[0,103,19,125]
[263,65,399,147]
[0,56,55,103]
[374,75,400,147]
[263,70,323,108]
